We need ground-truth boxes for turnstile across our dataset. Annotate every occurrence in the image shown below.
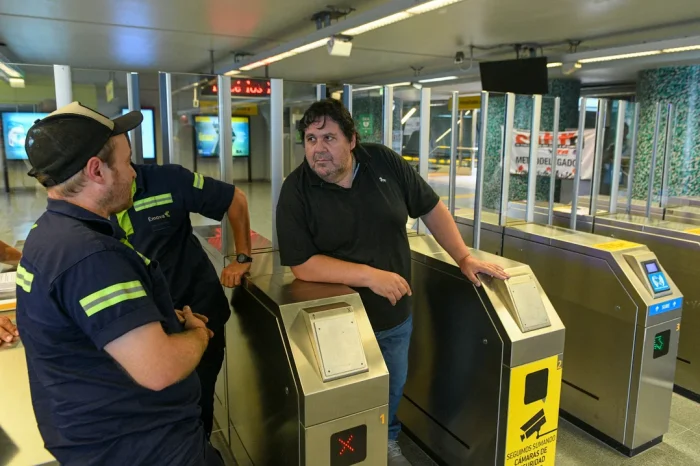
[225,251,389,465]
[455,214,683,456]
[399,235,565,465]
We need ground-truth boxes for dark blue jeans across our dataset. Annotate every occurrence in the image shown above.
[375,314,413,441]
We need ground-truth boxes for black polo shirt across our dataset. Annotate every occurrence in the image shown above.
[16,199,205,466]
[111,164,235,341]
[276,142,440,331]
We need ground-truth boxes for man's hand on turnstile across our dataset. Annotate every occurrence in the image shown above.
[0,316,19,344]
[220,262,251,288]
[458,256,509,287]
[367,269,412,306]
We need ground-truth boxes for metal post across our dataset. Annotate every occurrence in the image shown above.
[218,75,234,256]
[158,72,174,164]
[471,109,478,172]
[570,98,587,230]
[53,65,73,108]
[499,93,516,226]
[316,84,327,101]
[271,79,284,250]
[526,94,543,223]
[547,97,560,225]
[417,87,431,234]
[383,85,394,148]
[126,72,143,165]
[646,102,663,218]
[343,84,353,115]
[448,91,459,215]
[626,103,641,215]
[458,109,464,167]
[589,99,608,217]
[660,103,675,209]
[473,91,489,249]
[609,100,627,213]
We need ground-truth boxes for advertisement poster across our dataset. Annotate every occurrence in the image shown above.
[194,116,250,157]
[357,114,374,140]
[2,112,49,160]
[510,129,596,180]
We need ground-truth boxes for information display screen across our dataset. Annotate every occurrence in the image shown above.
[2,112,49,160]
[330,424,367,466]
[643,260,670,294]
[121,108,155,159]
[193,115,250,157]
[653,329,671,359]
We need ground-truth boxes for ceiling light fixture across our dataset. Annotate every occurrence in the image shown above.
[662,45,700,53]
[343,0,464,35]
[354,85,382,91]
[0,62,21,79]
[388,82,411,87]
[239,39,329,71]
[546,62,563,68]
[9,77,24,88]
[578,50,661,63]
[419,75,458,83]
[224,70,241,76]
[401,107,417,124]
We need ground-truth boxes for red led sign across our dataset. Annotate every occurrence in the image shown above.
[330,425,367,466]
[204,79,271,97]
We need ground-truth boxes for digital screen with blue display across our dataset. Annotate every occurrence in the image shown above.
[643,260,670,293]
[121,108,155,159]
[2,112,49,159]
[193,115,250,157]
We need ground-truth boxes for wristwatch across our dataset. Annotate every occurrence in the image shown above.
[236,253,253,264]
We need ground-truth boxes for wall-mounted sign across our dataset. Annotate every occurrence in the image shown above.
[202,79,271,97]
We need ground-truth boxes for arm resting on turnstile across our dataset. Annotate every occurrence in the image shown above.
[0,316,18,344]
[220,187,253,288]
[291,255,412,306]
[421,202,509,286]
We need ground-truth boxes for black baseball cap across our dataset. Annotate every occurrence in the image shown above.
[25,101,143,187]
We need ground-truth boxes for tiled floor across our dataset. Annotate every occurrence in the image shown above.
[5,184,700,465]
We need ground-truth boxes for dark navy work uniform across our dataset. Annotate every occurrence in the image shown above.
[16,199,208,466]
[112,163,235,436]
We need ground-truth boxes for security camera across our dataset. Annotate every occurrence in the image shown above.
[327,35,353,57]
[454,51,465,64]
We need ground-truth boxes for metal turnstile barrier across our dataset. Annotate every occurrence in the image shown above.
[224,251,389,466]
[399,235,565,466]
[454,214,683,456]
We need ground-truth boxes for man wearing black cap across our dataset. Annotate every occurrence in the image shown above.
[16,102,222,466]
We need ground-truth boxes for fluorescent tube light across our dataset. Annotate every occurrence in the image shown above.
[578,51,661,63]
[419,76,458,83]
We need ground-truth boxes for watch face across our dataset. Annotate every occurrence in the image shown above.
[237,254,251,263]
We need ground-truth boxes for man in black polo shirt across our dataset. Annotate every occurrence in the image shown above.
[17,102,222,466]
[276,99,508,465]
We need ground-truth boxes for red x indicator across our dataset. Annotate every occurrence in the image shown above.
[331,425,367,465]
[338,434,355,455]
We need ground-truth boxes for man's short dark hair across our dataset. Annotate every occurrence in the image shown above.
[297,99,358,143]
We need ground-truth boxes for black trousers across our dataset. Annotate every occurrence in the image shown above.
[195,329,225,438]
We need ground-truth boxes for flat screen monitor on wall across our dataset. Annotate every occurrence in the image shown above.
[193,115,250,157]
[121,108,156,160]
[1,112,49,160]
[478,57,549,95]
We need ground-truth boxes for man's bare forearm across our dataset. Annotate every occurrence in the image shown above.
[422,202,470,263]
[291,255,374,288]
[228,187,251,255]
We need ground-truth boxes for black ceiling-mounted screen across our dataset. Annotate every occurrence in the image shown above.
[479,57,549,95]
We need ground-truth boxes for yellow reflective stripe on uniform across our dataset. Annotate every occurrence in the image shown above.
[31,223,38,230]
[132,193,173,212]
[120,238,151,265]
[79,280,147,317]
[193,173,204,189]
[116,210,134,237]
[16,264,34,293]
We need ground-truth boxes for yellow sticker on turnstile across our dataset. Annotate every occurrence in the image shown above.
[684,227,700,235]
[592,240,640,251]
[504,354,562,466]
